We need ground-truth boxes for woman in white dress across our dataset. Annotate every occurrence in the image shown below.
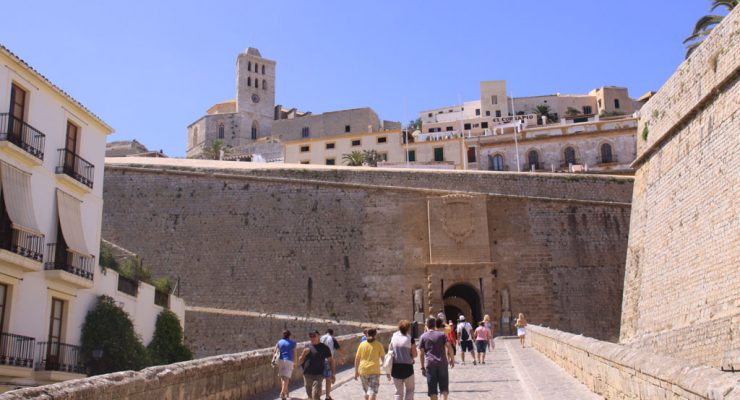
[515,313,527,348]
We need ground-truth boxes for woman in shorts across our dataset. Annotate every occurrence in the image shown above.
[354,328,387,400]
[274,330,297,400]
[474,322,492,364]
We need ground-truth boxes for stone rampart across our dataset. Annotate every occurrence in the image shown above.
[620,7,739,367]
[0,330,392,400]
[102,158,632,351]
[528,325,738,399]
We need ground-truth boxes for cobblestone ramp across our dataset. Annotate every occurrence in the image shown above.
[264,338,601,400]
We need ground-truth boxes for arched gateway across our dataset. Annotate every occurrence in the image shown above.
[443,284,482,324]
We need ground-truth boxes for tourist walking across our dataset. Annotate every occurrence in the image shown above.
[474,322,492,364]
[456,316,475,365]
[389,320,417,400]
[354,328,387,400]
[298,330,335,400]
[418,318,455,400]
[320,329,346,400]
[515,313,528,348]
[444,320,457,357]
[273,330,297,400]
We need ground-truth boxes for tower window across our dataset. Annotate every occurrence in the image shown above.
[263,80,267,90]
[495,110,502,117]
[248,61,251,71]
[254,63,258,72]
[492,95,498,105]
[345,125,351,133]
[485,111,491,116]
[255,79,259,88]
[262,65,265,74]
[475,109,480,116]
[302,127,310,138]
[247,77,251,87]
[218,124,224,139]
[251,122,258,140]
[614,99,620,109]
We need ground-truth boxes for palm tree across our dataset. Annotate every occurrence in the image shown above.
[532,104,557,124]
[362,150,381,167]
[201,139,233,160]
[684,0,737,58]
[342,151,365,166]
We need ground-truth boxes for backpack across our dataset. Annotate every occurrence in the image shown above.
[460,324,470,341]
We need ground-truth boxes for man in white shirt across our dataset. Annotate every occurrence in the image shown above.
[456,316,476,365]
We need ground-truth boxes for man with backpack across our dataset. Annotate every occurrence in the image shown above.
[455,316,476,365]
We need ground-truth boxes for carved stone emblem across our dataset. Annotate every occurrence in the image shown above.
[440,195,475,244]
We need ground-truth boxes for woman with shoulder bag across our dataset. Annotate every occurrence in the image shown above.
[389,320,417,400]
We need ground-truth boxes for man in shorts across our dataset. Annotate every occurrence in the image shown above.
[298,330,335,400]
[320,328,345,400]
[456,316,476,365]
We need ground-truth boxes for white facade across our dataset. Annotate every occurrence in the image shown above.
[0,45,185,391]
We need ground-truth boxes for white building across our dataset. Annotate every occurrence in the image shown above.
[0,45,184,390]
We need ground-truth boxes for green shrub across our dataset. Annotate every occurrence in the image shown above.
[81,295,149,375]
[99,242,119,272]
[147,310,192,365]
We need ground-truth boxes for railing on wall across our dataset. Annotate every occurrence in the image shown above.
[0,227,44,262]
[35,341,85,374]
[0,332,35,368]
[0,113,46,160]
[56,148,94,188]
[44,243,95,280]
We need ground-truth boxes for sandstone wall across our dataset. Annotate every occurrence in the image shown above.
[528,325,738,399]
[620,8,739,368]
[185,307,393,359]
[102,159,632,351]
[1,331,392,400]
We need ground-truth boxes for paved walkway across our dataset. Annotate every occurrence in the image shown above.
[263,338,601,400]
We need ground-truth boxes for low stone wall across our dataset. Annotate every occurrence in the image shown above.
[186,306,394,358]
[1,330,393,400]
[528,325,738,399]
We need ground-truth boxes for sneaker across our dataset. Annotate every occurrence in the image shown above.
[473,361,477,365]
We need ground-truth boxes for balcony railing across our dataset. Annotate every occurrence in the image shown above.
[523,162,545,171]
[561,159,581,168]
[0,113,45,160]
[56,148,94,188]
[45,243,94,280]
[0,332,35,368]
[0,228,44,262]
[154,290,170,308]
[35,341,85,374]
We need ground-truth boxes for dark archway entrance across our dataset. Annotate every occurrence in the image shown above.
[443,284,481,324]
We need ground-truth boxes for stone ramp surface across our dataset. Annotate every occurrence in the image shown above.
[263,338,601,399]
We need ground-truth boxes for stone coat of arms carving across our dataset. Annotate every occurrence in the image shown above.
[440,195,475,244]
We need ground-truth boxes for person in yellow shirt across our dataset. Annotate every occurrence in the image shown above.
[354,328,387,400]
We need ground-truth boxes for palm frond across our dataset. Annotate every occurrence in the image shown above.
[692,15,724,35]
[710,0,738,12]
[685,41,703,59]
[683,29,712,44]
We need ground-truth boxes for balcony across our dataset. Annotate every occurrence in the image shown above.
[0,228,44,273]
[56,149,94,189]
[0,333,35,380]
[44,243,94,289]
[523,162,545,171]
[34,341,86,382]
[0,113,45,162]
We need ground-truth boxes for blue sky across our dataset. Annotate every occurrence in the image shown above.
[1,0,717,156]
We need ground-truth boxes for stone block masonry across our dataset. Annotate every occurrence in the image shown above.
[529,325,738,399]
[102,158,632,356]
[620,7,739,368]
[0,330,392,400]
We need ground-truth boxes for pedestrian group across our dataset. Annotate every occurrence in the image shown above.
[272,312,528,400]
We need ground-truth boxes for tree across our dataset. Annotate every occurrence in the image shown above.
[147,310,192,365]
[407,118,422,131]
[565,107,581,117]
[362,150,382,167]
[342,151,365,166]
[98,241,119,272]
[684,0,737,58]
[201,139,233,160]
[81,296,149,375]
[532,104,557,123]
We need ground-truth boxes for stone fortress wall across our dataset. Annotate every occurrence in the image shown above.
[101,158,633,356]
[619,7,739,368]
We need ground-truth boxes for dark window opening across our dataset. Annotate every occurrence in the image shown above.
[218,124,224,139]
[326,142,335,149]
[345,125,351,133]
[407,150,416,162]
[434,147,444,162]
[351,139,361,146]
[614,99,620,109]
[326,158,335,165]
[601,143,613,163]
[564,147,576,165]
[300,145,309,152]
[464,123,471,130]
[377,136,387,143]
[495,110,501,117]
[467,147,476,163]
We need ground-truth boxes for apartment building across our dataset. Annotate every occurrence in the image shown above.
[283,130,466,169]
[0,45,184,390]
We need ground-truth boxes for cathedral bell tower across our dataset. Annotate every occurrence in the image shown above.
[235,47,276,140]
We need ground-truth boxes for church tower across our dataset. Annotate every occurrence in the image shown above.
[235,47,276,140]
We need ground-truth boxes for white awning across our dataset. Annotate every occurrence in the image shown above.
[56,190,91,256]
[0,161,42,236]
